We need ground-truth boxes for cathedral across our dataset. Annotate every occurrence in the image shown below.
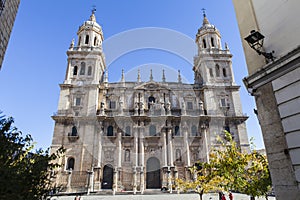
[50,11,249,194]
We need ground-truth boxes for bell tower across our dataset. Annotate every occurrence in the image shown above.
[57,11,106,117]
[193,12,234,86]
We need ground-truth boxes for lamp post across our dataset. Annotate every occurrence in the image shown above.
[244,30,275,62]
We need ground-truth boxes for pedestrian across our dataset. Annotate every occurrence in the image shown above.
[221,193,226,200]
[229,192,233,200]
[74,195,81,200]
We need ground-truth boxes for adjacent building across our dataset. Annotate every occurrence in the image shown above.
[0,0,20,69]
[50,12,249,194]
[232,0,300,199]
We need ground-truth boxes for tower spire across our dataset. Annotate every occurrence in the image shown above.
[202,8,210,25]
[137,68,141,83]
[150,69,153,81]
[162,69,166,82]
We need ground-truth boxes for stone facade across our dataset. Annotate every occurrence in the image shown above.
[0,0,20,69]
[50,12,249,194]
[232,0,300,199]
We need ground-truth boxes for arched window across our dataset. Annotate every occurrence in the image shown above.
[88,66,92,76]
[80,62,86,75]
[191,125,197,136]
[107,126,114,136]
[202,39,207,48]
[73,66,78,76]
[215,64,220,77]
[85,35,89,44]
[223,68,227,77]
[67,157,75,170]
[148,96,155,109]
[211,37,215,47]
[149,125,156,136]
[174,126,180,136]
[94,37,97,46]
[71,126,78,136]
[125,149,130,162]
[125,126,131,136]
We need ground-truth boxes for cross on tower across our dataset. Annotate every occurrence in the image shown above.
[201,8,206,17]
[92,5,96,14]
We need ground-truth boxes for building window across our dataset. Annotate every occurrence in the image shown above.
[78,36,81,46]
[224,125,230,133]
[209,68,213,77]
[125,149,130,162]
[73,66,78,76]
[80,62,86,75]
[85,35,89,44]
[191,125,197,136]
[216,64,220,77]
[174,126,180,136]
[109,101,116,109]
[94,37,97,46]
[148,96,155,109]
[75,97,81,106]
[107,126,114,136]
[125,126,131,136]
[187,102,193,110]
[88,66,92,76]
[220,98,230,108]
[67,157,75,170]
[149,125,156,136]
[223,68,227,77]
[211,37,215,47]
[202,39,207,48]
[71,126,78,136]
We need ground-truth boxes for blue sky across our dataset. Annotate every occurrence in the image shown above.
[0,0,264,149]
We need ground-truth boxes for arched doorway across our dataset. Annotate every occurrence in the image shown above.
[146,157,161,189]
[102,164,113,189]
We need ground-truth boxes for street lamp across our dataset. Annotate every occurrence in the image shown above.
[244,30,275,62]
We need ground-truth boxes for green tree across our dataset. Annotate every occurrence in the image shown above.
[177,131,272,200]
[0,113,64,200]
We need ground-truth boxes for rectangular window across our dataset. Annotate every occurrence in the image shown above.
[209,68,213,77]
[75,97,81,106]
[110,101,116,109]
[187,102,193,110]
[220,98,226,107]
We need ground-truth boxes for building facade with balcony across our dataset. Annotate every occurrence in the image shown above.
[232,0,300,199]
[50,12,249,194]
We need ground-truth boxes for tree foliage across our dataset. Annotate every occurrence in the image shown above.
[0,113,64,200]
[177,131,272,199]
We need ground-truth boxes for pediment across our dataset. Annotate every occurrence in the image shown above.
[134,81,171,91]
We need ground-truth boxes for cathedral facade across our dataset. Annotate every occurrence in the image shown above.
[51,12,249,194]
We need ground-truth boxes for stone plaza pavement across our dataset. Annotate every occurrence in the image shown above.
[49,192,276,200]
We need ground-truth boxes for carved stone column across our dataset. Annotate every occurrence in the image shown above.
[113,168,118,195]
[97,122,103,167]
[167,127,174,166]
[184,130,191,166]
[162,130,168,167]
[167,167,173,193]
[133,167,137,194]
[134,126,139,167]
[140,167,145,194]
[117,132,122,167]
[202,128,210,163]
[140,138,145,167]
